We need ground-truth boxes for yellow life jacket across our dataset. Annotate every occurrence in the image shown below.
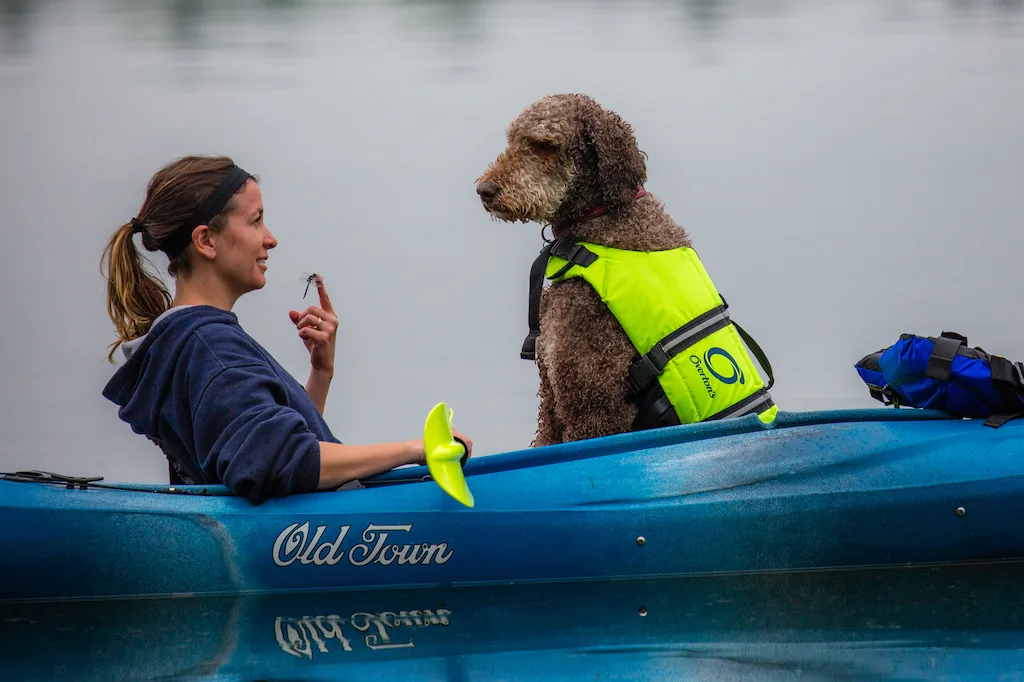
[521,238,777,429]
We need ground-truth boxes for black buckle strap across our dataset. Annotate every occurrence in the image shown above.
[522,239,599,361]
[548,238,598,280]
[988,356,1024,425]
[984,411,1024,428]
[721,294,776,391]
[867,386,890,405]
[521,241,556,361]
[991,356,1024,390]
[633,393,677,429]
[627,305,732,393]
[732,319,775,391]
[925,333,966,381]
[627,343,673,393]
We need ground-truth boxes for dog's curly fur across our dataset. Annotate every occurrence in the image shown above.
[477,93,696,446]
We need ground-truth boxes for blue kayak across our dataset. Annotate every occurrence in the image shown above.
[3,408,1024,603]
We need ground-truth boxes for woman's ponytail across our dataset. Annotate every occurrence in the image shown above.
[100,221,172,363]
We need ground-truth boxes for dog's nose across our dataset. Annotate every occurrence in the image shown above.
[476,181,500,202]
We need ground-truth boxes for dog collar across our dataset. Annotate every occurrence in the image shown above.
[550,186,648,236]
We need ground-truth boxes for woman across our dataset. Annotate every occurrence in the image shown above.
[100,155,471,503]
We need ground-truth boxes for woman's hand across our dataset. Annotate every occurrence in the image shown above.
[290,275,338,414]
[290,275,338,378]
[409,430,474,466]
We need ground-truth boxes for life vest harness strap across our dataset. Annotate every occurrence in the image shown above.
[726,312,776,392]
[521,238,599,361]
[633,394,676,427]
[633,386,775,430]
[626,304,733,394]
[627,296,775,396]
[706,388,775,421]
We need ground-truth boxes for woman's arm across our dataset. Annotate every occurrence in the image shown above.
[316,429,474,491]
[305,369,332,415]
[316,439,422,490]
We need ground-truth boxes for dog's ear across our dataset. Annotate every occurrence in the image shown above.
[581,105,647,207]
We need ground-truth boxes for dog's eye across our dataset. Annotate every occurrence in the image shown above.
[530,139,559,153]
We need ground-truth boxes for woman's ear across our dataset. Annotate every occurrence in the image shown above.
[190,226,217,261]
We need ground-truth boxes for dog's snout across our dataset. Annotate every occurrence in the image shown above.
[476,181,500,202]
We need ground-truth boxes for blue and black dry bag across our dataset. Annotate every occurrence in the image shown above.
[855,331,1024,427]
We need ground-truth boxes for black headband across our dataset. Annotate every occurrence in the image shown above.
[162,165,253,260]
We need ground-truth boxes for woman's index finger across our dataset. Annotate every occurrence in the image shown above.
[316,276,335,313]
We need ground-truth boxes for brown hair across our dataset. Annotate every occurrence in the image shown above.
[100,155,254,362]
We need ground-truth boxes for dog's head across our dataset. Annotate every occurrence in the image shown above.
[475,94,647,227]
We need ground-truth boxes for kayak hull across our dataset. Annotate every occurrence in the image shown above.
[3,408,1024,603]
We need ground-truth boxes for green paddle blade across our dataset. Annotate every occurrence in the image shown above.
[423,402,474,508]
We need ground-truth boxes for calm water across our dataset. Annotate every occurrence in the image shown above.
[3,562,1024,680]
[1,0,1023,482]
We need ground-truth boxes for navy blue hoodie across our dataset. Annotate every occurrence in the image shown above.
[102,305,338,502]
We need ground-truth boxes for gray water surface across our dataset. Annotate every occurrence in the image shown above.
[1,0,1022,482]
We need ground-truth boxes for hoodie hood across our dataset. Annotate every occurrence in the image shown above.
[119,305,196,362]
[102,305,238,437]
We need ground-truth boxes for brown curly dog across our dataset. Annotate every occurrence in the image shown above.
[476,93,702,447]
